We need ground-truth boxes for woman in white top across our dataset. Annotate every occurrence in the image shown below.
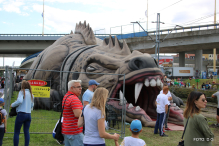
[78,87,119,146]
[11,80,34,146]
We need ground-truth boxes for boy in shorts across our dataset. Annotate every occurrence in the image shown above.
[115,120,146,146]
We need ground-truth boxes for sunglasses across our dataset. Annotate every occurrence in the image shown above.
[201,98,207,102]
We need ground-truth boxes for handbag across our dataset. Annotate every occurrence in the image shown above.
[9,96,24,117]
[54,94,72,141]
[9,107,17,117]
[178,116,190,146]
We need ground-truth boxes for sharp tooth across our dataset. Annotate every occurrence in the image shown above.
[144,79,149,87]
[135,106,141,111]
[119,90,126,105]
[150,79,156,87]
[160,82,163,88]
[128,103,134,109]
[135,83,143,104]
[157,79,161,86]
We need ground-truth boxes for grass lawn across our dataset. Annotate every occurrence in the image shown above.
[3,91,218,146]
[183,79,219,89]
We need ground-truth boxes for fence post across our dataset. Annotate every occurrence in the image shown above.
[4,66,10,114]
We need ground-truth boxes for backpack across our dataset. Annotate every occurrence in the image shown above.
[0,109,5,125]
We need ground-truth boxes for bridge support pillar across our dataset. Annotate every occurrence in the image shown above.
[179,52,185,67]
[195,50,203,77]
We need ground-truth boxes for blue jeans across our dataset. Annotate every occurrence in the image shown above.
[154,112,166,136]
[63,133,84,146]
[14,112,31,146]
[0,127,5,146]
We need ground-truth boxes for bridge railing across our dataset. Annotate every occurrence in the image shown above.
[0,34,68,37]
[147,23,219,35]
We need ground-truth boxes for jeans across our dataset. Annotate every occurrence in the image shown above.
[164,105,170,128]
[63,133,84,146]
[0,128,4,146]
[14,112,31,146]
[154,112,166,136]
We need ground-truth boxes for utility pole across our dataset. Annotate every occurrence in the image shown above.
[152,13,164,65]
[147,0,148,31]
[42,0,44,36]
[213,0,216,82]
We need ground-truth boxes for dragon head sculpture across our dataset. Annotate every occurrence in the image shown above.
[24,21,183,126]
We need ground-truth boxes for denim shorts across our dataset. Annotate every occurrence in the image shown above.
[63,133,84,146]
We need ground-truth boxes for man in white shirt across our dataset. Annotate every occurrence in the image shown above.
[160,83,172,131]
[154,86,169,137]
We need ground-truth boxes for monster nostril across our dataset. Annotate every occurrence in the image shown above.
[134,60,141,69]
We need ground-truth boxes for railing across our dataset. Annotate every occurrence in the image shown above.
[0,34,68,37]
[0,23,218,39]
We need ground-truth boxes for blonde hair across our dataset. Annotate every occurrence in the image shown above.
[90,87,109,117]
[21,80,33,101]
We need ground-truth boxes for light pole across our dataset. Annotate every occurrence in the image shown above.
[213,0,217,82]
[152,13,164,65]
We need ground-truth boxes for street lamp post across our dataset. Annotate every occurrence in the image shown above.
[152,13,164,65]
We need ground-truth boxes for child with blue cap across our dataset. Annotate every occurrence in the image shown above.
[115,119,146,146]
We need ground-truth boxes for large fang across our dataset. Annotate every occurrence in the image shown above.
[144,79,149,87]
[135,106,141,111]
[157,79,161,86]
[135,83,143,104]
[119,90,126,105]
[150,79,156,87]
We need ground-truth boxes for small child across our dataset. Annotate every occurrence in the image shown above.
[115,119,146,146]
[0,98,7,146]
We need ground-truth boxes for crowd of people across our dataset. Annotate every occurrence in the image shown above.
[0,78,217,146]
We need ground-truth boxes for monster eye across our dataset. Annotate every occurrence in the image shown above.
[87,66,96,71]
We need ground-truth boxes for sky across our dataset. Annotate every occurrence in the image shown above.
[0,0,218,66]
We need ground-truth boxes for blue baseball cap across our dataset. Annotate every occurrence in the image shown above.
[0,98,4,103]
[130,120,142,132]
[88,80,100,86]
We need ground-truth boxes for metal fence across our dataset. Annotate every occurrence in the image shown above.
[3,66,127,137]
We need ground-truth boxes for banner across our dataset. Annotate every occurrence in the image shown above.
[28,80,50,98]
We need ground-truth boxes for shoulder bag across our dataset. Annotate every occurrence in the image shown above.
[54,94,72,141]
[178,116,190,146]
[9,96,24,117]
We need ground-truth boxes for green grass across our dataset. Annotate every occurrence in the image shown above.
[3,91,218,146]
[183,79,219,89]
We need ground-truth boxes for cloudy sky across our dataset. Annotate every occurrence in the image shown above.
[0,0,218,66]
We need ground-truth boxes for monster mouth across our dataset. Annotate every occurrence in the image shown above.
[107,71,164,123]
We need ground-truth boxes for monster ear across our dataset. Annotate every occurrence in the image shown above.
[74,20,96,45]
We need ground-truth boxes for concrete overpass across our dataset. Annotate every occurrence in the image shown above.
[125,24,219,54]
[1,24,219,72]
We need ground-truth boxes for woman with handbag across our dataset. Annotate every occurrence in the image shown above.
[183,91,214,146]
[10,80,34,146]
[78,87,120,146]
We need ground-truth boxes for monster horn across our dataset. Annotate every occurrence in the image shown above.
[114,36,122,50]
[108,35,114,49]
[121,40,131,55]
[74,21,96,45]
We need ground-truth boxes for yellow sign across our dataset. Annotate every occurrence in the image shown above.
[31,86,50,98]
[179,70,190,73]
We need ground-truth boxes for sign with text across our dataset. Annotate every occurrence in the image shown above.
[31,86,50,98]
[28,79,50,98]
[173,67,193,76]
